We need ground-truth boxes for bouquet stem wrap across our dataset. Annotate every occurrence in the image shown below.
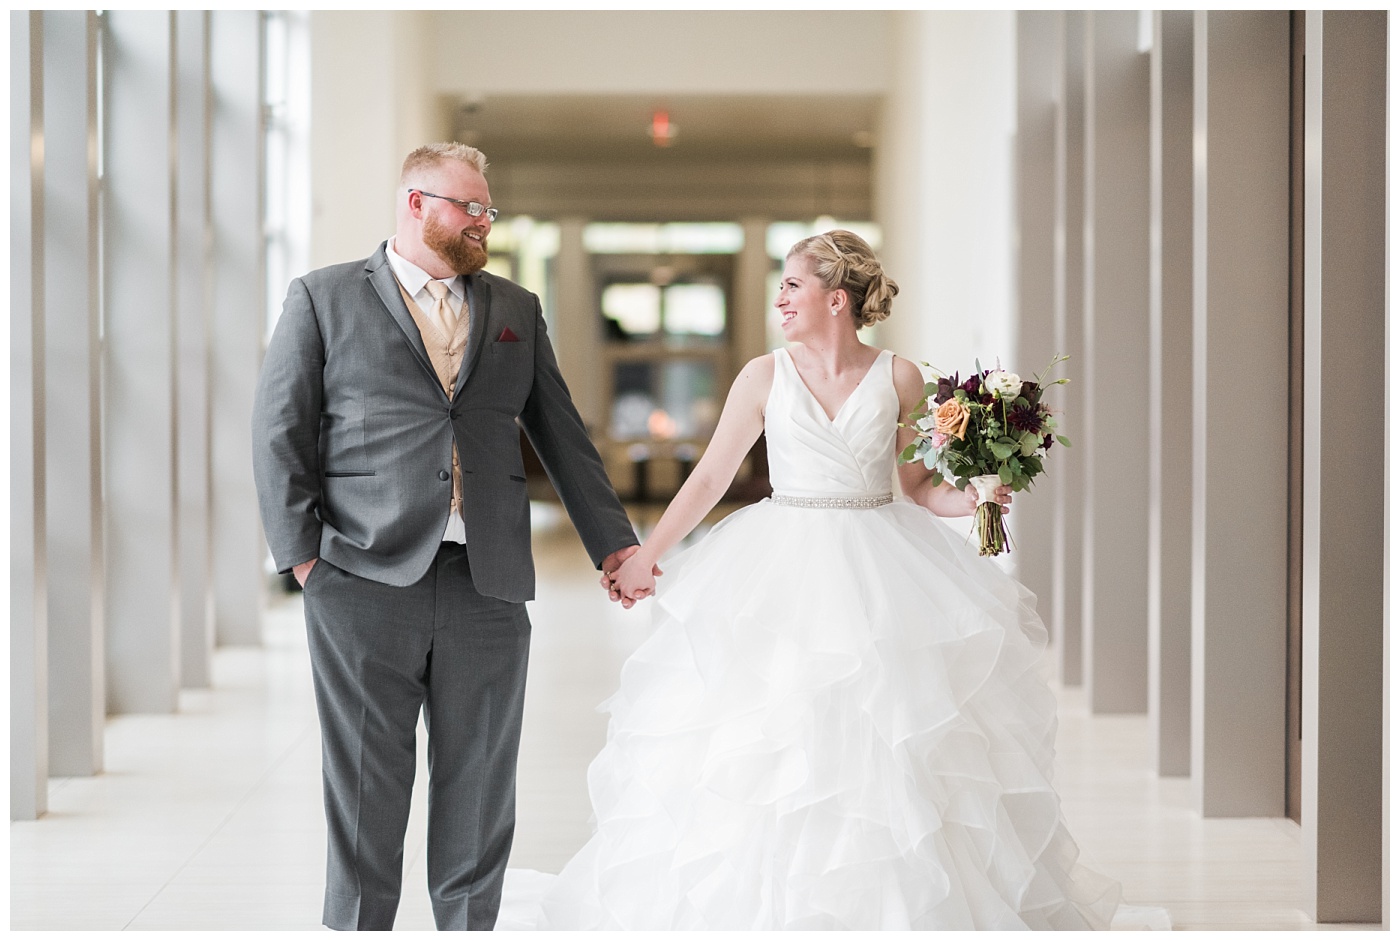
[969,475,1010,557]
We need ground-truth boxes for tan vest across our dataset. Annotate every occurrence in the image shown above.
[395,279,471,520]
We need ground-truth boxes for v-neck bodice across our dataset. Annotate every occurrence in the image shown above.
[765,348,898,498]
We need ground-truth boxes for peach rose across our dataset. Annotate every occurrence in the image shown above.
[933,399,971,440]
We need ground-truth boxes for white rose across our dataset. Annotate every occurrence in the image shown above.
[986,369,1022,401]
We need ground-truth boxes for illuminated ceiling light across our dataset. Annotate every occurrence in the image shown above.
[650,109,678,148]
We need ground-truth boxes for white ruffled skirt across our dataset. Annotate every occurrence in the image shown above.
[501,498,1124,930]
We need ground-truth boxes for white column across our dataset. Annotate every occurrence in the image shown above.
[44,9,104,773]
[552,217,600,430]
[876,11,1015,373]
[1081,11,1151,714]
[103,11,180,714]
[1051,12,1087,687]
[1014,11,1059,623]
[1148,9,1194,777]
[176,10,214,683]
[734,217,772,365]
[1301,10,1386,923]
[209,11,266,647]
[1190,10,1290,816]
[315,13,422,271]
[11,9,49,819]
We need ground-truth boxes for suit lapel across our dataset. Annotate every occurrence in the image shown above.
[364,247,438,387]
[452,274,491,402]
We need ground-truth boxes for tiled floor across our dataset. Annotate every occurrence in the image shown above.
[9,506,1376,930]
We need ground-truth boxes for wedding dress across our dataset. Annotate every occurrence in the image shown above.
[500,348,1152,930]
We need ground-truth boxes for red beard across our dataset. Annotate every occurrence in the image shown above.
[423,212,488,275]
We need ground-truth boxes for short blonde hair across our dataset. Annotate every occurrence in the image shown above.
[400,142,489,184]
[787,229,899,328]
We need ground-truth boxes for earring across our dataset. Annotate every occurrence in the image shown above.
[830,308,840,317]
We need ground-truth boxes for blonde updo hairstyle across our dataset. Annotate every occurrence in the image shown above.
[787,229,899,328]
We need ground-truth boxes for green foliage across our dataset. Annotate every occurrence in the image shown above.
[989,438,1017,461]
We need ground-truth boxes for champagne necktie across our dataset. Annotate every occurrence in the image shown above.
[424,279,456,338]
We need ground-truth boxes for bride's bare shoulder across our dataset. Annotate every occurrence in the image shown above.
[890,354,927,389]
[724,353,776,397]
[738,352,777,384]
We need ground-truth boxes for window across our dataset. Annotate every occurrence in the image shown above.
[601,280,726,341]
[584,222,744,255]
[484,216,559,330]
[262,11,310,340]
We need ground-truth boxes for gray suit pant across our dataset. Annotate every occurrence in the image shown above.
[302,544,531,931]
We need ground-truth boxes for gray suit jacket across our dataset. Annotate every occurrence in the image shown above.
[252,243,637,602]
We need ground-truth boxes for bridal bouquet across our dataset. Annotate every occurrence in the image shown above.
[900,354,1071,556]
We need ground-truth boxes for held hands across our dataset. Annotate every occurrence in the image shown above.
[600,545,663,608]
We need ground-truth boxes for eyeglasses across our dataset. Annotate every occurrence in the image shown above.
[411,189,499,222]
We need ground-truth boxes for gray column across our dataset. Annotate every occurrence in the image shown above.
[176,10,214,685]
[1081,11,1150,713]
[11,9,49,820]
[1148,10,1194,777]
[103,11,180,714]
[1014,11,1058,625]
[1190,10,1290,817]
[1051,11,1086,686]
[1301,10,1386,923]
[734,217,772,364]
[209,11,266,647]
[44,10,104,773]
[553,217,600,429]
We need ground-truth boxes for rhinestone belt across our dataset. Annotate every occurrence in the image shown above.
[771,492,893,509]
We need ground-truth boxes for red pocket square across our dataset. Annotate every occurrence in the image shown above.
[496,326,520,342]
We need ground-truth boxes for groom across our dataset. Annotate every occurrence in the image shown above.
[252,142,645,930]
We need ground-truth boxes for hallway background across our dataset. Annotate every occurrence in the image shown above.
[11,9,1389,927]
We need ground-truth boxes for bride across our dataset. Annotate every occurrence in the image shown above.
[503,230,1132,929]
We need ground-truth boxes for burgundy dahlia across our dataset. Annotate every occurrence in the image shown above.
[1007,403,1043,435]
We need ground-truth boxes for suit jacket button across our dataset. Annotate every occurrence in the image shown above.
[439,470,450,481]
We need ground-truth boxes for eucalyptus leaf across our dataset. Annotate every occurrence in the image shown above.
[998,464,1013,485]
[1056,434,1072,447]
